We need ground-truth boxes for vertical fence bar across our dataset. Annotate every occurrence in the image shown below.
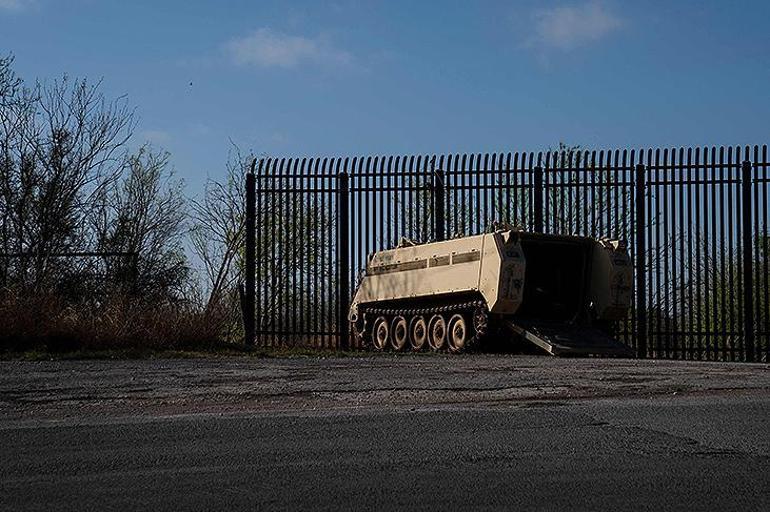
[434,166,446,241]
[408,156,415,239]
[656,149,667,357]
[255,158,264,346]
[309,159,318,346]
[399,156,406,241]
[677,148,687,358]
[474,154,481,232]
[337,170,350,351]
[684,148,692,358]
[709,147,718,360]
[652,149,661,357]
[298,159,307,346]
[317,159,326,347]
[719,148,728,360]
[728,148,737,360]
[694,148,703,359]
[268,158,278,346]
[763,145,769,363]
[635,163,647,358]
[386,156,393,248]
[483,153,490,230]
[290,158,299,345]
[354,158,364,349]
[323,159,332,348]
[244,162,256,346]
[753,146,762,361]
[276,159,286,346]
[742,160,755,362]
[645,149,654,357]
[543,151,549,231]
[451,154,459,235]
[543,153,551,233]
[533,165,544,233]
[460,154,468,234]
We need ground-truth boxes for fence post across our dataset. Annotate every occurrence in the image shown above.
[533,166,544,233]
[244,160,256,347]
[337,170,351,351]
[434,167,445,241]
[741,160,755,362]
[635,163,647,358]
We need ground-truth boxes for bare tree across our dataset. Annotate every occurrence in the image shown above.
[0,56,135,292]
[91,145,189,303]
[190,150,247,311]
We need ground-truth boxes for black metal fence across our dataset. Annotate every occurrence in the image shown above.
[244,145,770,362]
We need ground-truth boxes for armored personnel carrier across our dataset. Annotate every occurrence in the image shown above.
[348,228,633,356]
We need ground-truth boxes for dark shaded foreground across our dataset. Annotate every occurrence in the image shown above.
[0,356,768,511]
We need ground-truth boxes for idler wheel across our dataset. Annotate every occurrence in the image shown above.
[372,316,389,351]
[390,316,408,351]
[409,316,427,351]
[447,314,468,353]
[351,319,365,348]
[428,314,447,351]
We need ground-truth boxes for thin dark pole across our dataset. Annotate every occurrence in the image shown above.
[474,154,481,233]
[291,158,299,345]
[635,163,647,358]
[337,170,351,351]
[244,160,257,347]
[533,165,544,233]
[695,147,703,359]
[709,147,718,360]
[741,160,755,362]
[434,165,445,241]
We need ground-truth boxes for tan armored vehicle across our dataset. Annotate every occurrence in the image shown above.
[348,228,633,356]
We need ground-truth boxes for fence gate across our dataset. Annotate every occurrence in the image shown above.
[244,145,769,362]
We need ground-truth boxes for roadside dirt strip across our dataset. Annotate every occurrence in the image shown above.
[1,355,768,423]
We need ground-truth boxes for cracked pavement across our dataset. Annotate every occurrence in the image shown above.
[1,355,768,510]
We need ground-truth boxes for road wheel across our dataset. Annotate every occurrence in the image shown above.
[447,314,468,353]
[409,316,427,351]
[372,316,389,351]
[428,314,447,351]
[390,316,408,351]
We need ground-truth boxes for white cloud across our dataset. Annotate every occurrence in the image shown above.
[225,28,352,69]
[530,1,622,50]
[0,0,32,10]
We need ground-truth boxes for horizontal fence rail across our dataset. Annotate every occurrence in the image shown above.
[245,145,769,362]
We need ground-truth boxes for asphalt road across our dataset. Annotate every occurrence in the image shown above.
[1,356,768,511]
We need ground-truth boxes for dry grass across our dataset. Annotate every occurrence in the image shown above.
[0,293,232,353]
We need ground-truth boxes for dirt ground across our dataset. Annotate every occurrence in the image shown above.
[1,354,768,423]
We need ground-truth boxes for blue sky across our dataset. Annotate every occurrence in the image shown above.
[1,0,769,189]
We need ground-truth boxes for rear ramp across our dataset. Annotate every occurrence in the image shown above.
[504,319,634,357]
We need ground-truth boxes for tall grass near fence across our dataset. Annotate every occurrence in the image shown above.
[0,291,230,353]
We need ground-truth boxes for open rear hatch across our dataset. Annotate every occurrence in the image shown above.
[508,233,634,357]
[504,319,634,357]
